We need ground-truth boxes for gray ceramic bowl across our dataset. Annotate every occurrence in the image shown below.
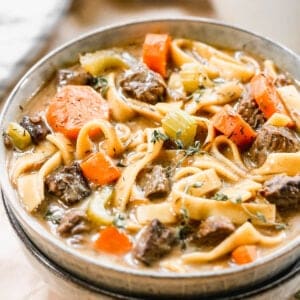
[3,192,300,300]
[1,18,300,298]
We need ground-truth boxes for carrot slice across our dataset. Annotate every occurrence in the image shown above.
[46,85,109,140]
[142,33,171,77]
[94,226,132,255]
[80,152,120,185]
[212,105,257,147]
[231,245,257,265]
[250,73,291,121]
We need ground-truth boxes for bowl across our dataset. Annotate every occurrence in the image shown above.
[3,191,300,299]
[1,17,300,298]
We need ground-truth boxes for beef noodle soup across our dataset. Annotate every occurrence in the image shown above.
[4,34,300,272]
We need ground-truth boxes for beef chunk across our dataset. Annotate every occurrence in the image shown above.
[133,219,176,265]
[57,69,92,87]
[45,163,91,205]
[120,64,166,104]
[139,165,170,199]
[57,209,90,237]
[260,175,300,209]
[237,91,265,129]
[20,115,50,144]
[249,125,300,166]
[197,216,235,246]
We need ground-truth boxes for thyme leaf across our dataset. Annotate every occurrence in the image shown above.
[256,212,267,223]
[274,223,287,231]
[176,207,191,250]
[90,76,108,96]
[192,181,203,188]
[184,140,201,156]
[230,196,242,204]
[213,193,229,201]
[44,207,64,225]
[151,129,169,144]
[113,213,126,229]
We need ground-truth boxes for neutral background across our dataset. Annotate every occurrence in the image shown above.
[0,0,299,299]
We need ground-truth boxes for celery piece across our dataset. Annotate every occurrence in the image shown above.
[7,122,32,150]
[87,186,114,225]
[162,109,197,147]
[180,67,199,93]
[80,50,128,76]
[180,63,213,93]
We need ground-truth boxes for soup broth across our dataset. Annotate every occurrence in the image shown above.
[5,34,300,273]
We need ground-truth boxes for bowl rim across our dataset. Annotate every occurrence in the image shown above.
[1,16,300,279]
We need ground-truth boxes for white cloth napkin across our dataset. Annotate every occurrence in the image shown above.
[0,0,70,100]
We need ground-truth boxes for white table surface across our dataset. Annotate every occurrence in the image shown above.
[0,1,299,299]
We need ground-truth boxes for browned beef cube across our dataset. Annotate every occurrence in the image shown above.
[197,216,235,246]
[45,163,91,205]
[57,209,90,237]
[120,64,166,104]
[249,125,300,166]
[20,115,50,144]
[139,165,170,199]
[237,91,265,129]
[260,175,300,209]
[133,219,176,265]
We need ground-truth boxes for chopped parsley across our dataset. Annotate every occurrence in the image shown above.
[151,129,169,144]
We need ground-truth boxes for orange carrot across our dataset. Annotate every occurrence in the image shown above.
[46,85,109,140]
[231,245,258,265]
[80,152,120,185]
[250,73,292,123]
[94,226,132,255]
[142,33,171,77]
[212,105,257,147]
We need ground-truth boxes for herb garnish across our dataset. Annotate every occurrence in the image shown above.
[176,207,192,250]
[256,212,267,223]
[173,140,203,170]
[90,76,108,96]
[184,140,201,156]
[274,223,287,231]
[174,139,184,149]
[44,207,64,225]
[192,182,203,188]
[213,193,229,201]
[230,196,242,204]
[113,213,126,229]
[151,129,169,144]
